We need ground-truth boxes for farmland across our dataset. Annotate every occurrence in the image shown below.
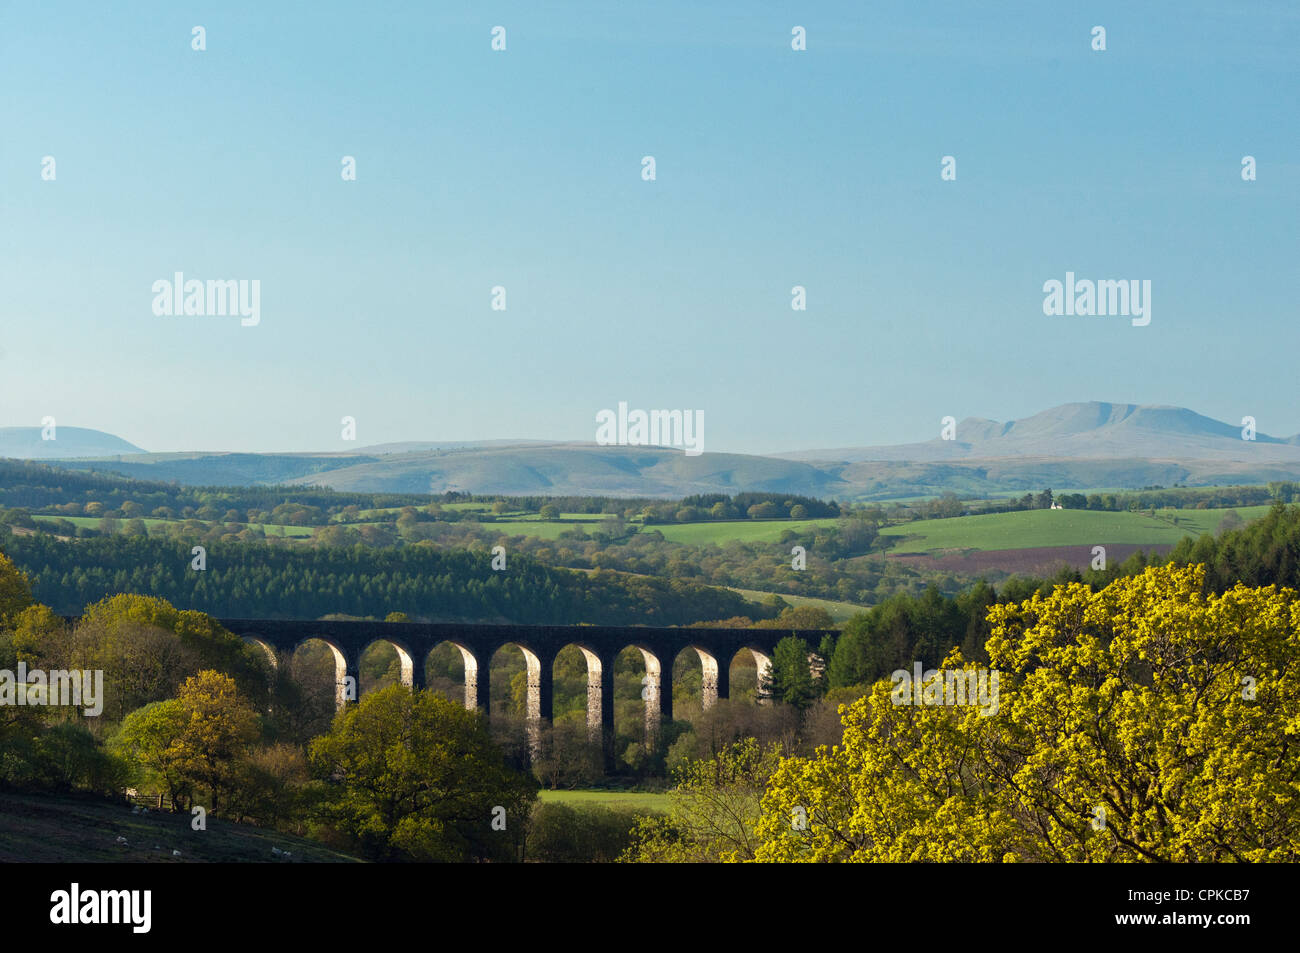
[12,498,1277,565]
[644,518,839,545]
[878,506,1273,555]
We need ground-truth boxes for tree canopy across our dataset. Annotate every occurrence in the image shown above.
[753,564,1300,862]
[308,685,537,862]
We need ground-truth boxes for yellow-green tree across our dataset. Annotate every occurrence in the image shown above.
[110,699,192,807]
[754,564,1300,862]
[622,738,782,863]
[75,594,270,718]
[308,685,537,862]
[0,550,33,624]
[171,670,260,813]
[8,604,70,668]
[111,670,260,813]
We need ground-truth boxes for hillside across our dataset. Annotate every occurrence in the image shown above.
[876,505,1274,578]
[0,792,360,863]
[878,506,1274,555]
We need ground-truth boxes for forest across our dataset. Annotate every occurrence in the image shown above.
[0,531,766,627]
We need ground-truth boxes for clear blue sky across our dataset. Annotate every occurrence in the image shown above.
[1,1,1296,454]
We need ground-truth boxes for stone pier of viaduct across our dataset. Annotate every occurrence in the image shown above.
[222,619,833,763]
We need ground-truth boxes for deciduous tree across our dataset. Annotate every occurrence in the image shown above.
[309,685,537,861]
[755,564,1300,862]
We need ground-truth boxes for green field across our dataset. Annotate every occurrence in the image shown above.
[477,516,837,544]
[728,588,867,623]
[536,789,670,812]
[509,513,608,523]
[879,506,1273,554]
[646,518,839,545]
[485,520,603,540]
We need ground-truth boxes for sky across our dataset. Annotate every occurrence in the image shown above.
[1,1,1296,455]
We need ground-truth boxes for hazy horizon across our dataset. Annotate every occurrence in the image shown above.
[5,397,1300,459]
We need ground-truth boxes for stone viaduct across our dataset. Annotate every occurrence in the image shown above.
[221,619,833,761]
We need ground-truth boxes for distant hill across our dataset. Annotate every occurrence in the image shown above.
[54,451,381,486]
[355,439,555,454]
[24,402,1300,500]
[49,443,845,498]
[777,401,1300,463]
[0,426,144,459]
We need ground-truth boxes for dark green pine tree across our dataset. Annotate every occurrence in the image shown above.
[760,636,818,711]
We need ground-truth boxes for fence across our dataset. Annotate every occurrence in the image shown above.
[124,790,174,811]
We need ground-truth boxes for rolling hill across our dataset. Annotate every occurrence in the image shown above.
[0,426,144,459]
[777,401,1300,463]
[12,402,1300,500]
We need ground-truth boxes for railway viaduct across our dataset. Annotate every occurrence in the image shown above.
[220,618,834,759]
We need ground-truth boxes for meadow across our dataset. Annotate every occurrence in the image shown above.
[725,587,868,623]
[878,505,1274,554]
[536,789,670,812]
[645,518,839,545]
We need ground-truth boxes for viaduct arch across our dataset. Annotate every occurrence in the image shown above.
[226,619,829,764]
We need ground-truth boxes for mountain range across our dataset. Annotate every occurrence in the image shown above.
[6,402,1300,501]
[777,403,1300,463]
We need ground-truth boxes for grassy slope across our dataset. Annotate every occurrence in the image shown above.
[646,519,839,545]
[536,790,669,812]
[485,520,600,540]
[878,505,1274,554]
[725,587,867,623]
[0,792,360,862]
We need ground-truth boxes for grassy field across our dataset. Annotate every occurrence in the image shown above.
[356,503,605,521]
[473,516,837,544]
[536,789,670,812]
[484,520,602,540]
[879,505,1274,554]
[728,587,867,623]
[510,513,608,522]
[646,518,840,545]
